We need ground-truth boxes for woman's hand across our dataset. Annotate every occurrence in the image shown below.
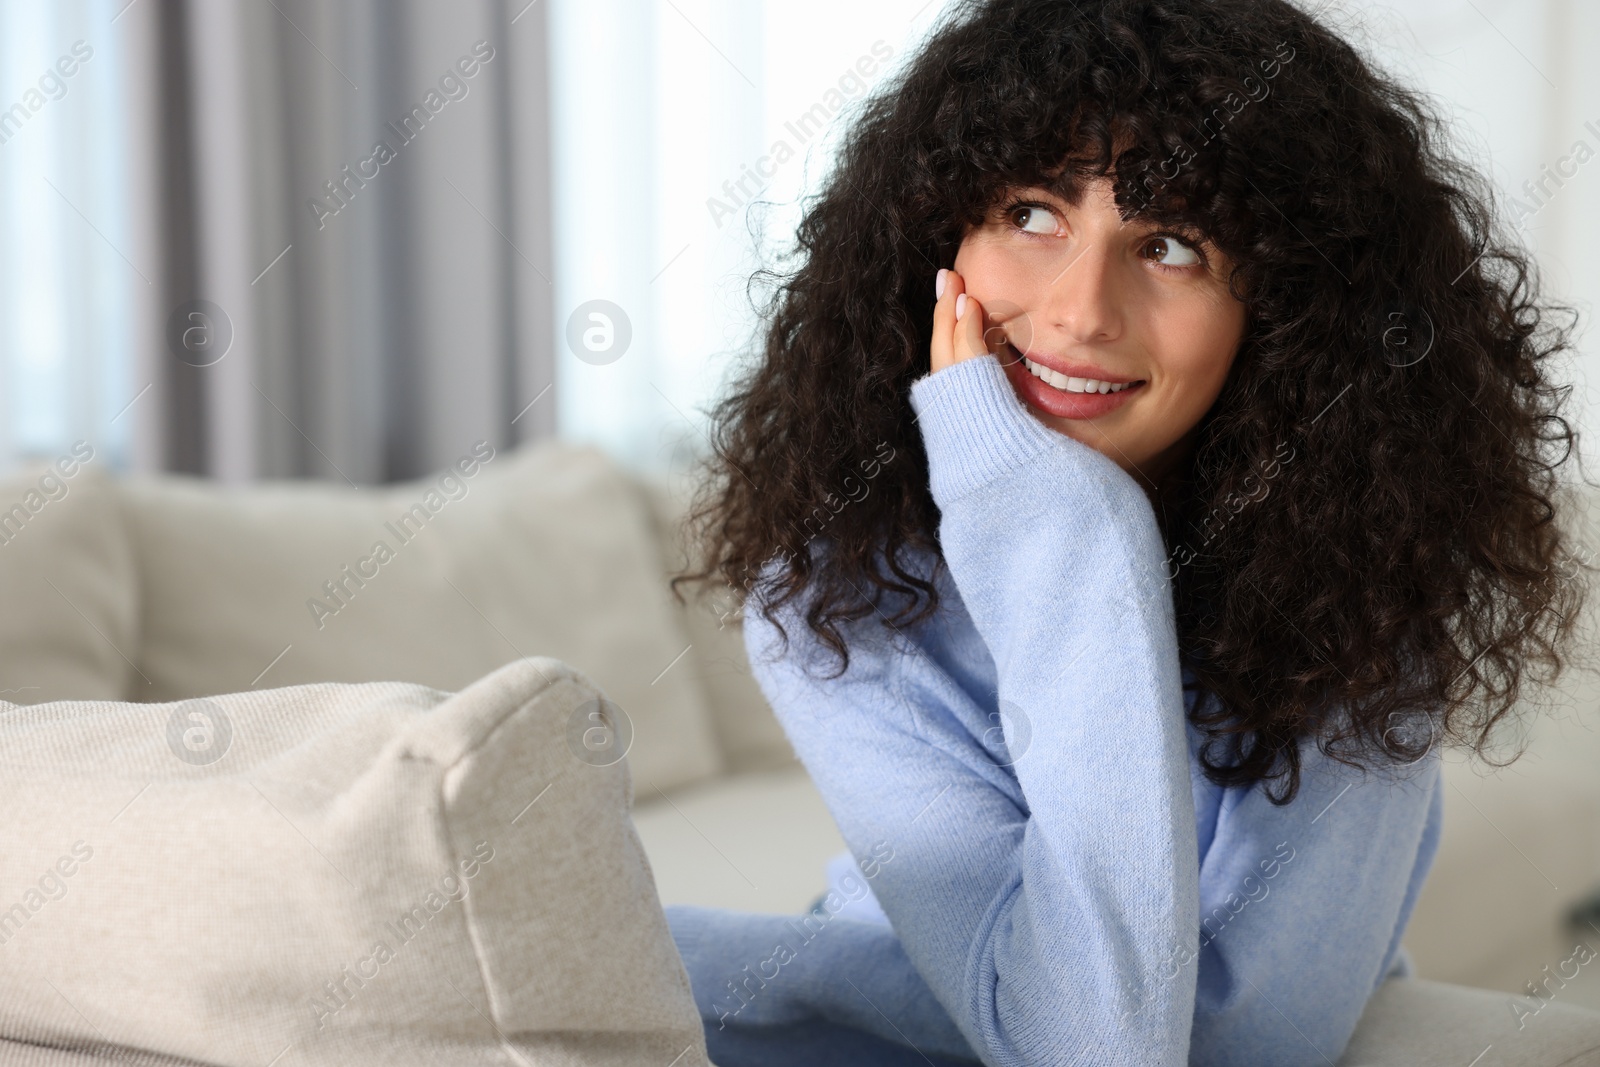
[930,267,995,375]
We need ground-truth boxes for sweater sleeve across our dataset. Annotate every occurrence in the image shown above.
[743,351,1201,1065]
[905,353,1203,1063]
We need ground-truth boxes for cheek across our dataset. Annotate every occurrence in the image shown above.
[952,237,1026,293]
[952,240,986,283]
[1148,296,1245,389]
[953,242,1037,336]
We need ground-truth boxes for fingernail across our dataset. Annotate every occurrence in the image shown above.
[955,293,967,321]
[936,268,948,300]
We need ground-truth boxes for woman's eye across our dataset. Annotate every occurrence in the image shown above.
[1008,204,1059,235]
[1143,235,1202,267]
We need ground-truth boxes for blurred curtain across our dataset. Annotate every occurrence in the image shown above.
[541,0,922,481]
[119,0,555,484]
[545,0,767,482]
[0,1,135,465]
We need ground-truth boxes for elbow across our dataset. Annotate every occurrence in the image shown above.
[967,959,1193,1066]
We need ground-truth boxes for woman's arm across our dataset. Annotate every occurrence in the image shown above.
[743,349,1203,1065]
[664,901,983,1064]
[1183,723,1443,1063]
[786,673,1446,1065]
[750,349,1444,1064]
[909,350,1203,1061]
[907,352,1446,1064]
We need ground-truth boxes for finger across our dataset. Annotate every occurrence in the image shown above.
[953,290,989,364]
[930,268,967,375]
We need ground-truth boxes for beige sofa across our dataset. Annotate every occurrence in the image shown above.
[2,438,1598,1063]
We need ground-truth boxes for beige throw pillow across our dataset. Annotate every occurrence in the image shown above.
[0,657,711,1067]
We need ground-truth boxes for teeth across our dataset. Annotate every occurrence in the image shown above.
[1022,357,1137,394]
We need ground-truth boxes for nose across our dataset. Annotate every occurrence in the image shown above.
[1041,239,1123,345]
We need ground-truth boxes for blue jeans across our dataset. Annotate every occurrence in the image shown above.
[664,904,984,1066]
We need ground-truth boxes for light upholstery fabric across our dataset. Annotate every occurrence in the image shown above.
[636,477,796,775]
[0,657,712,1067]
[1335,977,1600,1065]
[0,463,137,702]
[112,441,723,795]
[632,763,846,914]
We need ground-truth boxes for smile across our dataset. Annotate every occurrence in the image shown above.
[1020,356,1141,394]
[999,345,1147,421]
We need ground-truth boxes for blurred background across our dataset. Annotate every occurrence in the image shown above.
[1,0,1595,485]
[2,0,1599,1021]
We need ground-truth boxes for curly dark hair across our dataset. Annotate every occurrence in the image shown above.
[669,0,1600,804]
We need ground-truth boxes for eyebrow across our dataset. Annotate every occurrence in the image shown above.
[1000,182,1084,207]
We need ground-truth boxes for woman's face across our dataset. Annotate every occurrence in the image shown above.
[952,175,1248,494]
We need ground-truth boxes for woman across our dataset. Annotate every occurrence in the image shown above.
[664,0,1596,1063]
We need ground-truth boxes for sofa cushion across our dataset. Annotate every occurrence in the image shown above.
[1336,977,1600,1065]
[0,657,712,1066]
[633,763,846,914]
[637,474,796,774]
[0,460,137,702]
[114,440,723,795]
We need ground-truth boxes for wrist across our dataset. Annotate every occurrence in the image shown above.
[909,355,1062,504]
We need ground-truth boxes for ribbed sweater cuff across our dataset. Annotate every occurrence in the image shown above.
[909,354,1063,503]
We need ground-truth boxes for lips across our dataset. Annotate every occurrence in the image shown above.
[998,342,1146,420]
[1005,342,1143,386]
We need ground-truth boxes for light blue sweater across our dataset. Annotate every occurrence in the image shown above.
[665,353,1444,1066]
